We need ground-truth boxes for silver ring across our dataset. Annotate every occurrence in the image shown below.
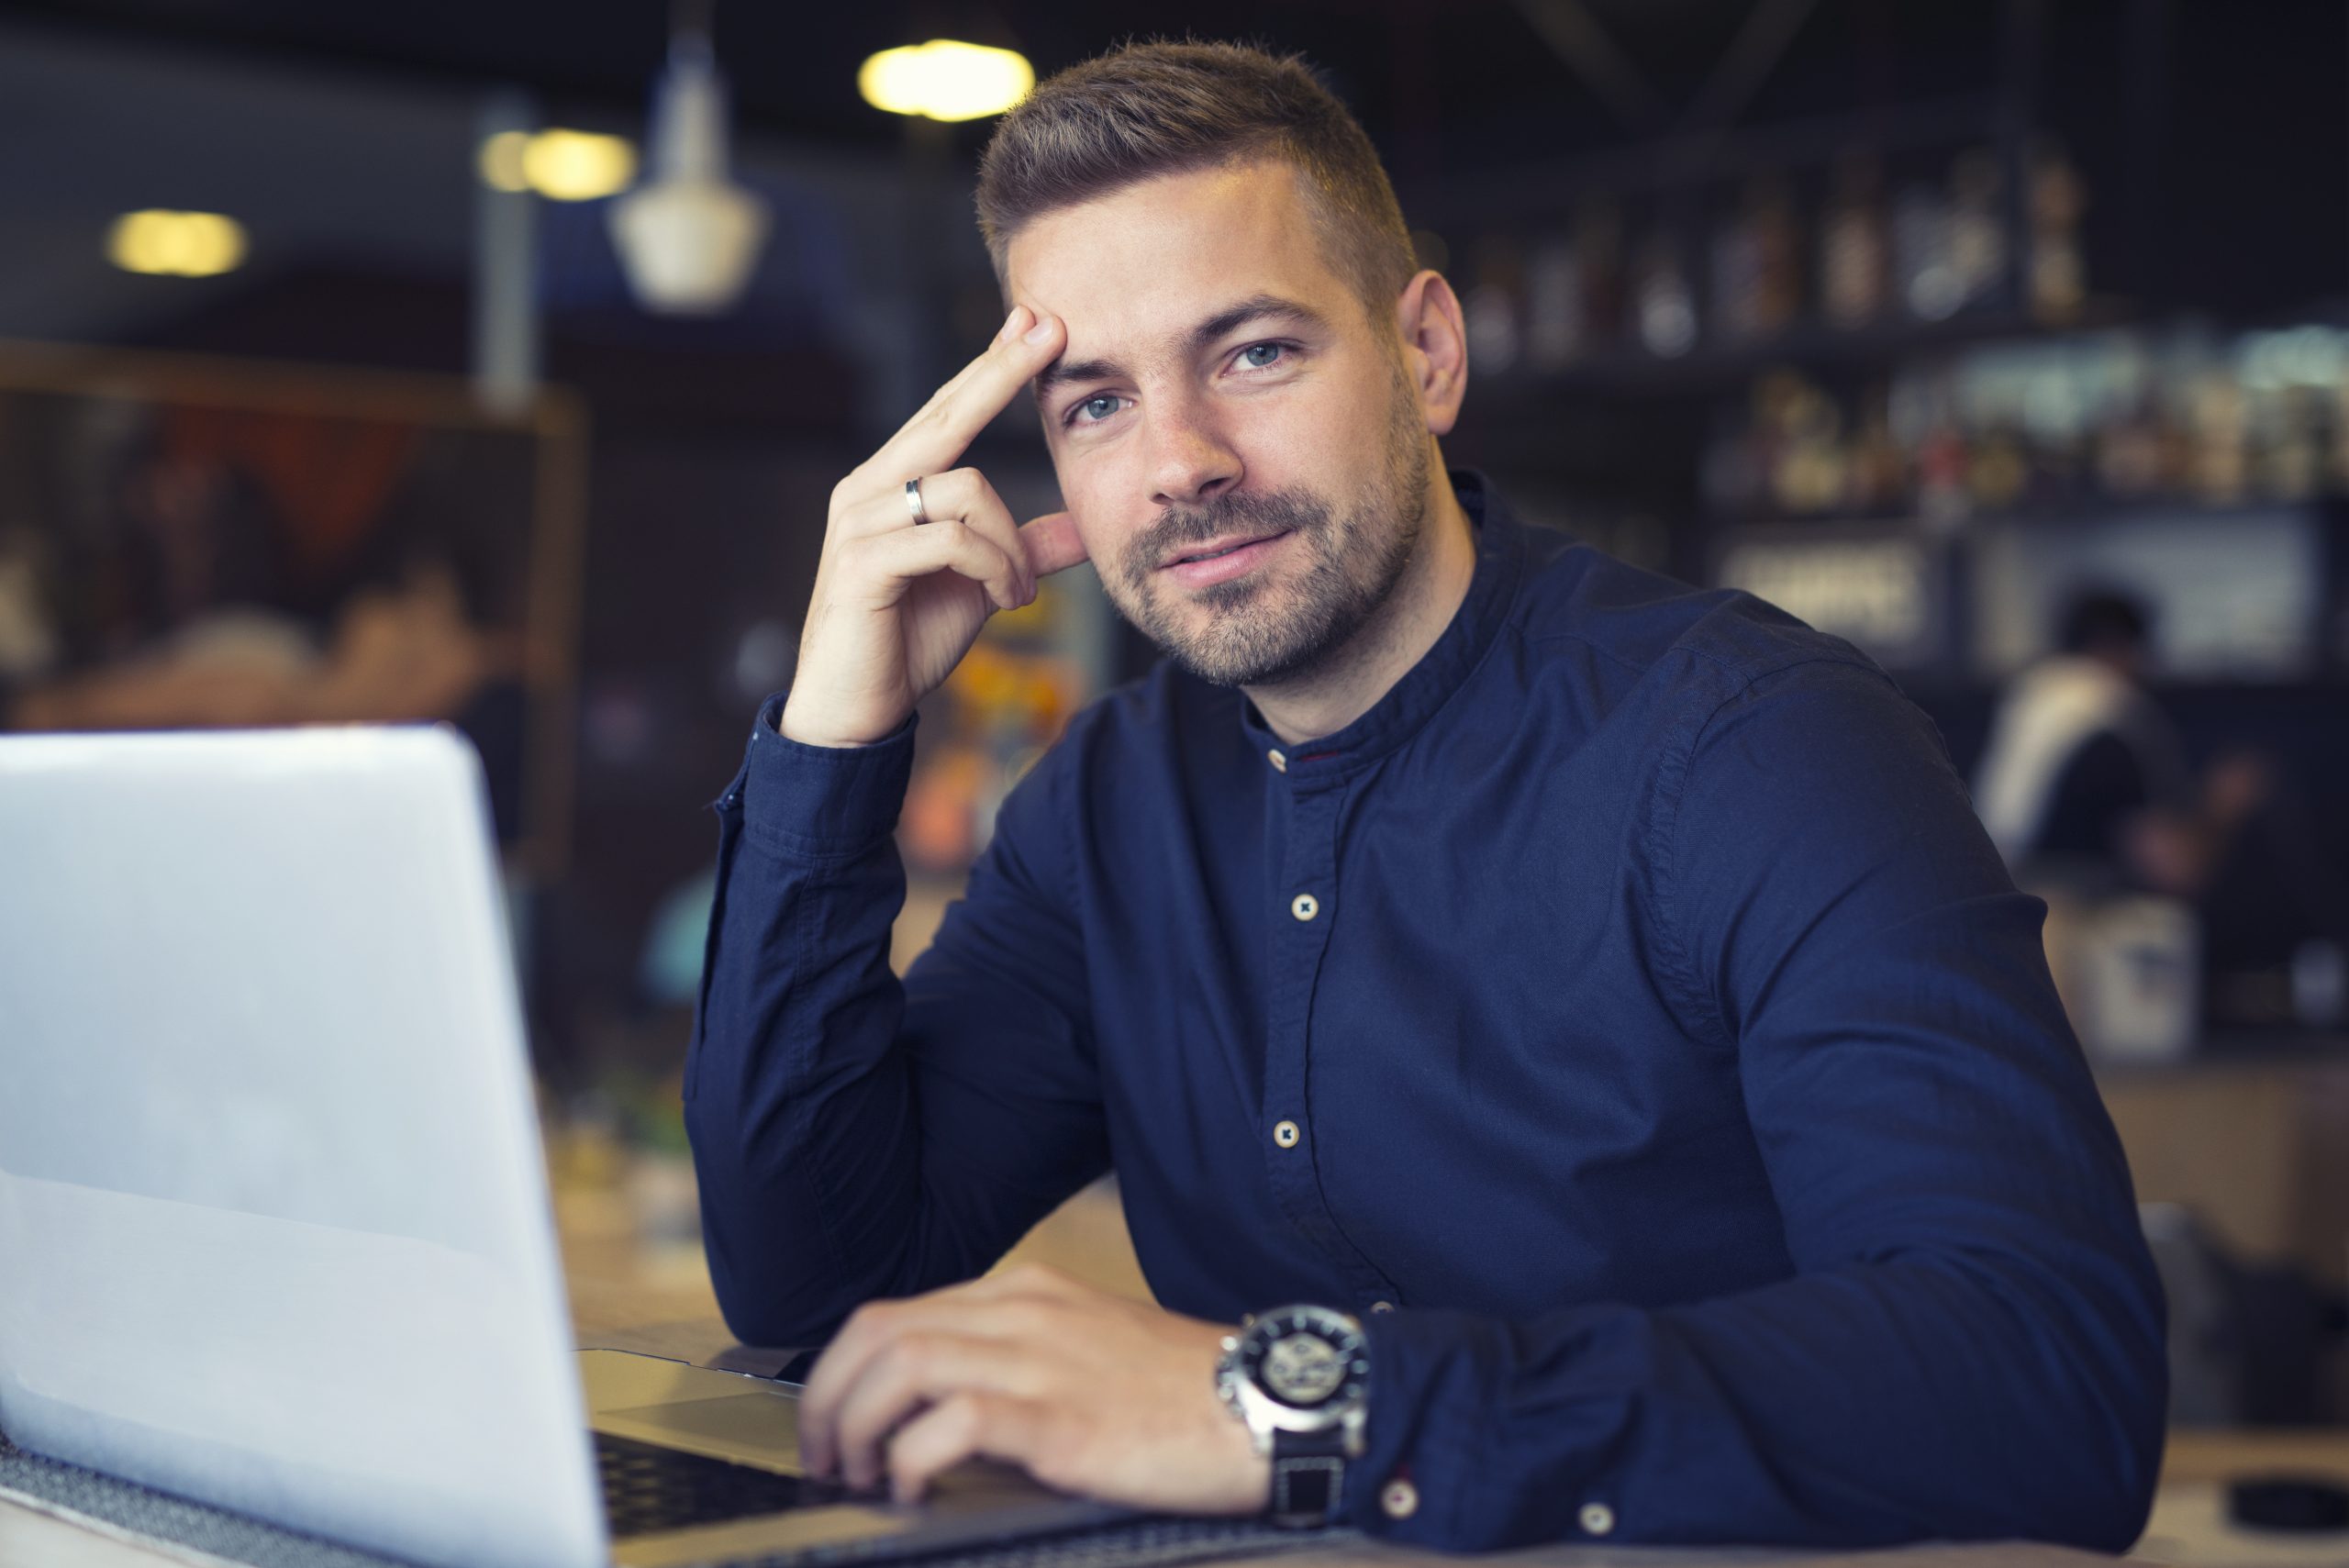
[906,477,930,526]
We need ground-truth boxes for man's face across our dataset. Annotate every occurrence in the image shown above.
[1006,161,1431,688]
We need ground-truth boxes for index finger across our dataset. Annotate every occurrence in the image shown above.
[873,306,1066,484]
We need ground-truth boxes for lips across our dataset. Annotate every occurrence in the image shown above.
[1163,530,1286,569]
[1156,530,1293,590]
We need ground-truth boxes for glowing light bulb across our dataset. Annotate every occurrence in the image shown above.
[106,210,247,277]
[476,128,637,200]
[521,129,637,201]
[858,39,1033,122]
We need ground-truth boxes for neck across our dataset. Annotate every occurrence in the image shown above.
[1244,467,1478,747]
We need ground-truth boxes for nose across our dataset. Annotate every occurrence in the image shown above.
[1144,388,1241,509]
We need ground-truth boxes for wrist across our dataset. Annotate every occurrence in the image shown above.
[1214,1306,1368,1528]
[774,695,894,751]
[1213,1391,1274,1509]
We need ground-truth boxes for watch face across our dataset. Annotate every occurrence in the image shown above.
[1264,1333,1346,1403]
[1240,1307,1369,1411]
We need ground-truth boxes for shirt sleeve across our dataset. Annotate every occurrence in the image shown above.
[1347,656,2167,1552]
[683,695,1109,1347]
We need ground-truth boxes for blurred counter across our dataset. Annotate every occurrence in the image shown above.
[2096,1040,2349,1291]
[2132,1428,2349,1565]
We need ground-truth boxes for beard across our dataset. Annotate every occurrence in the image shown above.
[1109,384,1433,690]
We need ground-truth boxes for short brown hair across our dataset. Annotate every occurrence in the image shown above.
[975,41,1418,320]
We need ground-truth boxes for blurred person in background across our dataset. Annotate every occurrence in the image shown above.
[687,40,2163,1555]
[1974,586,2266,898]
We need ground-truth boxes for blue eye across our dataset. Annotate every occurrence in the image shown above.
[1240,343,1284,369]
[1074,395,1122,425]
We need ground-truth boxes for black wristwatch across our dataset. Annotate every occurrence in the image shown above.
[1215,1305,1369,1529]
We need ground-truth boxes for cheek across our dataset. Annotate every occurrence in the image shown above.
[1059,468,1143,561]
[1249,376,1385,486]
[1065,509,1136,592]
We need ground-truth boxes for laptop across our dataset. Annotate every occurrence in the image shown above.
[0,726,1139,1568]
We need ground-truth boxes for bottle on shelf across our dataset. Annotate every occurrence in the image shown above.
[1631,228,1699,358]
[2188,371,2249,506]
[1711,177,1800,343]
[1945,148,2009,315]
[1573,196,1626,350]
[2029,139,2088,324]
[1820,154,1892,329]
[1844,381,1909,516]
[1464,240,1524,375]
[1526,231,1584,372]
[1894,174,1960,321]
[1750,177,1802,339]
[1709,184,1765,344]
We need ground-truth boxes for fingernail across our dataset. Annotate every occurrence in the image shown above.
[1023,313,1054,345]
[998,306,1030,342]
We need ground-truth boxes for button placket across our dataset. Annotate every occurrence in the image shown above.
[1258,771,1398,1302]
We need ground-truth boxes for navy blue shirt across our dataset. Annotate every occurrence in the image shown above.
[685,474,2165,1552]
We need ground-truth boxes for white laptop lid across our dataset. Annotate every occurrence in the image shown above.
[0,727,607,1568]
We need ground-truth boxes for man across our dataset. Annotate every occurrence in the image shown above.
[686,41,2165,1552]
[1974,587,2258,895]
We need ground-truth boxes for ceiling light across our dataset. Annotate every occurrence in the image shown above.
[476,128,637,200]
[858,39,1033,122]
[106,210,247,277]
[521,129,638,201]
[610,32,770,315]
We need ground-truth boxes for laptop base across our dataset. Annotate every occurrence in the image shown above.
[0,1425,1338,1568]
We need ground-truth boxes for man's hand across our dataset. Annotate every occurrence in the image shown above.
[796,1264,1271,1512]
[780,305,1090,750]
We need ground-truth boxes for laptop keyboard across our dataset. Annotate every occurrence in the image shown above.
[596,1429,857,1537]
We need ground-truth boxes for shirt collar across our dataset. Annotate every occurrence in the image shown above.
[1236,470,1526,783]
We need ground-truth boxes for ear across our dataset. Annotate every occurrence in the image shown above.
[1393,271,1468,437]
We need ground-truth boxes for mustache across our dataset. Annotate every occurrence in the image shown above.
[1127,488,1330,587]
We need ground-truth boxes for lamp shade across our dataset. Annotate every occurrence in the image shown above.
[609,36,770,315]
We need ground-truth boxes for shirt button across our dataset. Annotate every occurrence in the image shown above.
[1267,748,1287,773]
[1290,893,1319,921]
[1578,1502,1616,1536]
[1273,1119,1301,1149]
[1380,1477,1419,1519]
[1369,1299,1396,1314]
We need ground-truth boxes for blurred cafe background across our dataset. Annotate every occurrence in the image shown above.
[2,0,2346,1462]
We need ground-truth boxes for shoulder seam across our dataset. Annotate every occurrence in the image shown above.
[1642,652,1894,1051]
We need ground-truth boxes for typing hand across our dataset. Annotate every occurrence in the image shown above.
[795,1264,1268,1512]
[779,306,1089,750]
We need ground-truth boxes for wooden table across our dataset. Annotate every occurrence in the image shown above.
[6,1177,2342,1567]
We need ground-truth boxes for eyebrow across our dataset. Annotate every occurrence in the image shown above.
[1034,293,1330,399]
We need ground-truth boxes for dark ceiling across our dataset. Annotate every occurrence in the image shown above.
[4,0,2014,169]
[3,0,2342,337]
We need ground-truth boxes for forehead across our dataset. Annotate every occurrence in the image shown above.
[1004,160,1357,357]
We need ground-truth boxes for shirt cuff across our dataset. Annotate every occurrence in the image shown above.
[1348,1307,1476,1542]
[1348,1307,1623,1549]
[719,693,918,861]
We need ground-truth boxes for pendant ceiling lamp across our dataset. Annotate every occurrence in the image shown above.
[610,6,770,316]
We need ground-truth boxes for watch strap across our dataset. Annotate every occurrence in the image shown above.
[1267,1426,1350,1529]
